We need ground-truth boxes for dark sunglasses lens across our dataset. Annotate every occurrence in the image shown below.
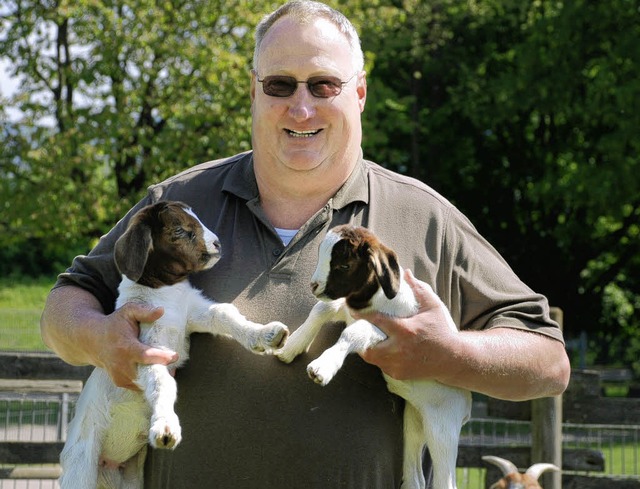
[308,76,343,98]
[262,76,297,97]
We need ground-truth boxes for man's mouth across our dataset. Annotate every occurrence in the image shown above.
[286,129,321,138]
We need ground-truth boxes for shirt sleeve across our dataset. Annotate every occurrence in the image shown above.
[439,206,564,344]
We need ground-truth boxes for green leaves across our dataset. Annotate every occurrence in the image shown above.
[1,0,639,369]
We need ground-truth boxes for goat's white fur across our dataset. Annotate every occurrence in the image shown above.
[60,201,289,489]
[278,226,472,489]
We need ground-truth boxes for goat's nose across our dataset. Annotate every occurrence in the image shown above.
[213,239,221,253]
[310,281,318,294]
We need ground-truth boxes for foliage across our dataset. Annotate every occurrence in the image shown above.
[357,0,640,373]
[0,0,274,266]
[1,0,639,370]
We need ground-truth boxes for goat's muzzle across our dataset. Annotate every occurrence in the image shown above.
[201,239,222,269]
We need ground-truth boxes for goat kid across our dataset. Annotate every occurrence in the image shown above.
[60,201,289,489]
[277,224,472,489]
[483,456,560,489]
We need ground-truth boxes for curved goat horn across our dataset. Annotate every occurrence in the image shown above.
[525,463,560,480]
[482,455,519,476]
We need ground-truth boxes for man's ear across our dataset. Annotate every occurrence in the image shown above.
[357,71,367,113]
[369,243,401,299]
[114,221,153,282]
[250,70,257,105]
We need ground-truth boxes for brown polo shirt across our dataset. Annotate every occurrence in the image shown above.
[55,151,562,488]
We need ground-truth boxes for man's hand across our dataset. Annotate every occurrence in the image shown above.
[356,269,459,381]
[93,303,178,390]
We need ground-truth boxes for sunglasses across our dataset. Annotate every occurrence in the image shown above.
[253,71,357,98]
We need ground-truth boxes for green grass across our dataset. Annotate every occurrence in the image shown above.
[0,275,57,351]
[456,467,486,489]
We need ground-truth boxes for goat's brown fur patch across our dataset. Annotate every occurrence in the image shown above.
[115,201,219,288]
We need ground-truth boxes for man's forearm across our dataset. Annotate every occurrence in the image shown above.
[438,327,570,401]
[40,285,107,367]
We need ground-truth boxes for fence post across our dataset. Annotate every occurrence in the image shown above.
[59,392,70,442]
[531,307,563,489]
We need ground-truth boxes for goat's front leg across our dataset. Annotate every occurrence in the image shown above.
[137,364,181,449]
[277,300,345,364]
[191,301,289,354]
[307,319,386,386]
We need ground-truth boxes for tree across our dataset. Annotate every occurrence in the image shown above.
[0,0,277,272]
[2,0,639,371]
[358,0,640,370]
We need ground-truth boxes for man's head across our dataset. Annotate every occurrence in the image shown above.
[250,1,367,184]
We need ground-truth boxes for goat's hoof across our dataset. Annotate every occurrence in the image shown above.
[265,322,289,349]
[276,349,296,364]
[253,322,289,354]
[307,363,333,386]
[149,417,181,449]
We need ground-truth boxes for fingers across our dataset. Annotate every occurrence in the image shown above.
[123,302,165,325]
[356,269,452,380]
[139,346,179,366]
[102,302,178,389]
[404,269,440,312]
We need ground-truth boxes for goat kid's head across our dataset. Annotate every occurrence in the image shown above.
[311,225,401,310]
[114,201,221,288]
[483,455,560,489]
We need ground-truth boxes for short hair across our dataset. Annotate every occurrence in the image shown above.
[253,1,364,74]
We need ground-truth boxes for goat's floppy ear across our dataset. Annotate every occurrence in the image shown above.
[369,243,401,299]
[114,220,153,282]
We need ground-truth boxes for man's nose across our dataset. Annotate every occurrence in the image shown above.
[289,87,317,121]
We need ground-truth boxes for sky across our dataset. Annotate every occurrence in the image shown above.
[0,58,22,122]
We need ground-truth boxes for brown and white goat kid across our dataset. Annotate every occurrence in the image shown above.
[277,224,472,489]
[483,455,560,489]
[59,201,289,489]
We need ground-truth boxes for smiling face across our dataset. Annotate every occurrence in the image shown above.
[250,15,366,185]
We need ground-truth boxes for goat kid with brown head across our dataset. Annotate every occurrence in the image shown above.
[278,224,472,489]
[60,201,289,489]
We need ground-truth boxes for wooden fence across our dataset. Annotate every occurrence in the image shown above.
[2,348,640,488]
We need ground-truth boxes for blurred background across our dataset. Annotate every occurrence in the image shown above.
[0,1,639,487]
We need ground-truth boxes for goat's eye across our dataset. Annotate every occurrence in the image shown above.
[338,264,350,271]
[173,227,195,241]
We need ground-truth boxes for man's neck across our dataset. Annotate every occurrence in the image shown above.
[259,187,333,230]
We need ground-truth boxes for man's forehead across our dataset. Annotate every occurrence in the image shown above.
[257,17,352,73]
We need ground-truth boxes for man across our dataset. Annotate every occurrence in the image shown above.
[41,2,570,488]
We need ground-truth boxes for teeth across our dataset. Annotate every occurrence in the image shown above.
[287,129,319,137]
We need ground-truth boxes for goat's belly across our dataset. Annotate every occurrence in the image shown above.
[101,396,150,463]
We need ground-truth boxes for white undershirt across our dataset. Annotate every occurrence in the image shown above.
[274,227,298,246]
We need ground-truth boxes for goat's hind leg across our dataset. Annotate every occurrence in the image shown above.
[307,319,385,386]
[59,428,101,489]
[399,402,427,489]
[414,387,470,489]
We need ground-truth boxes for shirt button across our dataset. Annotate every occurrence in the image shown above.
[272,248,282,257]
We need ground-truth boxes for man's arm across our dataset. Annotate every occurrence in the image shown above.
[40,285,178,390]
[359,270,571,401]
